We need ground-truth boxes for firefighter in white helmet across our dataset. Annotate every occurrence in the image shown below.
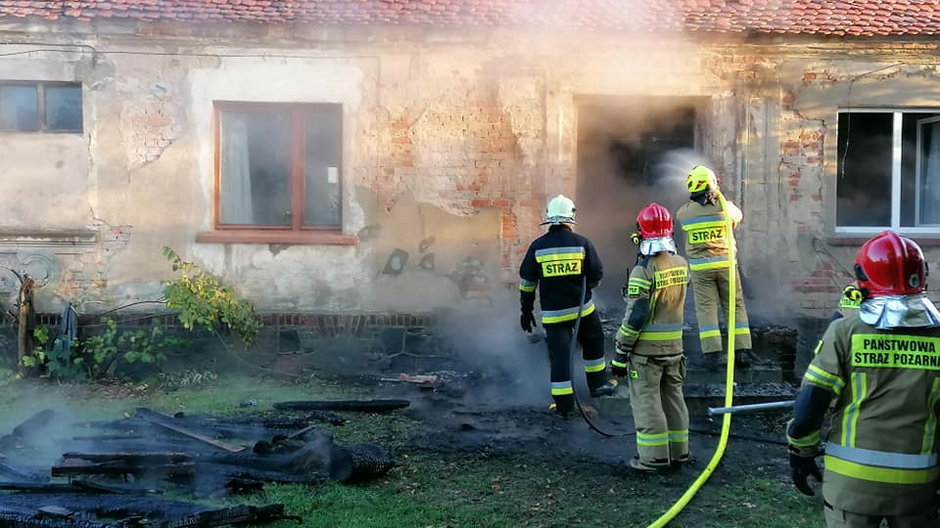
[519,194,617,418]
[787,231,940,527]
[612,203,691,471]
[674,165,753,370]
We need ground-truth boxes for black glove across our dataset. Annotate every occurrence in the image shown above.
[789,448,823,496]
[520,312,537,333]
[610,352,630,378]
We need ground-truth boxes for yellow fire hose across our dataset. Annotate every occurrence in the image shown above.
[644,190,738,528]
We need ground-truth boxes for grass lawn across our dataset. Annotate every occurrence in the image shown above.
[0,369,825,528]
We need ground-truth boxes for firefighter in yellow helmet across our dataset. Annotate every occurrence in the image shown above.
[518,195,618,419]
[612,203,690,471]
[787,231,940,527]
[674,165,753,370]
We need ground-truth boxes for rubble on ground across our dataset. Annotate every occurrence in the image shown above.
[0,403,400,527]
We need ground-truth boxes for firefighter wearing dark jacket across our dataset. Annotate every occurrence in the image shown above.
[612,203,690,471]
[675,165,753,370]
[519,194,617,418]
[787,231,940,527]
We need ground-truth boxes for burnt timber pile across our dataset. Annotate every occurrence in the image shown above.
[0,403,401,527]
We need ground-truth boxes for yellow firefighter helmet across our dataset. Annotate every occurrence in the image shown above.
[687,165,720,194]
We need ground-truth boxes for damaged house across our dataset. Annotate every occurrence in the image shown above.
[0,0,938,341]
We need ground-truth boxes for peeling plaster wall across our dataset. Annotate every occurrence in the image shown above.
[5,23,937,320]
[720,44,940,319]
[0,27,724,316]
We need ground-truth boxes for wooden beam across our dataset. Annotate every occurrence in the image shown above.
[135,408,245,453]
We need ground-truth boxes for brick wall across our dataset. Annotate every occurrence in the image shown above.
[369,73,546,283]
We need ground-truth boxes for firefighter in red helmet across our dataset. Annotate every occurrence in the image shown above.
[612,203,691,471]
[787,231,940,527]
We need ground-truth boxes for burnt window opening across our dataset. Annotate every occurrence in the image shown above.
[607,107,696,186]
[837,110,940,230]
[0,82,83,133]
[215,102,343,231]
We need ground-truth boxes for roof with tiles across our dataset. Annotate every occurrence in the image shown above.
[0,0,938,37]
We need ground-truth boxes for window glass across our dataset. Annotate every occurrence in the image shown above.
[304,107,342,227]
[0,85,39,132]
[45,85,83,132]
[836,112,892,227]
[918,117,940,226]
[219,111,291,226]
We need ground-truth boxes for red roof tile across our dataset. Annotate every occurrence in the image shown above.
[0,0,939,36]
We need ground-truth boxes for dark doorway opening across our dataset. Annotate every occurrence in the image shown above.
[576,96,704,310]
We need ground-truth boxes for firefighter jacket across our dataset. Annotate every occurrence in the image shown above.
[675,198,742,272]
[616,252,689,357]
[788,313,940,516]
[519,225,603,325]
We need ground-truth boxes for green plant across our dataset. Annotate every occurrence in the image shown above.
[162,247,262,347]
[22,318,181,382]
[20,326,48,368]
[82,318,119,375]
[22,326,87,380]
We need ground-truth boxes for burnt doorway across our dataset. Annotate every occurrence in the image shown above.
[576,96,704,310]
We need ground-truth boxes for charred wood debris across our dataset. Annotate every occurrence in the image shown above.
[0,400,406,527]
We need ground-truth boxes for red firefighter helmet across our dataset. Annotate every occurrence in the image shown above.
[636,203,673,239]
[855,231,928,297]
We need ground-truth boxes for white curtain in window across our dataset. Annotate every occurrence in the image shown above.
[923,121,940,225]
[220,114,253,224]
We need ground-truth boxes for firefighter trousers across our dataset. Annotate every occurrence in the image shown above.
[544,311,609,414]
[627,353,689,466]
[690,266,752,354]
[824,502,940,528]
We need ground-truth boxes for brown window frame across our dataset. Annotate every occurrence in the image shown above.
[0,80,83,133]
[197,101,356,245]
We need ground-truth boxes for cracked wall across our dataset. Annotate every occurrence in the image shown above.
[2,25,939,319]
[721,44,940,319]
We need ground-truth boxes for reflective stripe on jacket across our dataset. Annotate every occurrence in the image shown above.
[618,253,689,357]
[519,225,603,325]
[675,200,741,264]
[799,314,940,516]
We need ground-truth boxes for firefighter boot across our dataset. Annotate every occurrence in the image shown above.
[703,352,726,372]
[549,403,598,420]
[670,454,694,470]
[590,379,619,397]
[548,403,574,420]
[629,456,668,473]
[735,349,755,369]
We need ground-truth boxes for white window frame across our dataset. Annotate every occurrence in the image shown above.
[835,108,940,236]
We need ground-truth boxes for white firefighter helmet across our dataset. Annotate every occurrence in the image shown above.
[543,194,577,225]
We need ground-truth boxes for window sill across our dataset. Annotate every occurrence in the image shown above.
[196,230,358,245]
[829,236,940,247]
